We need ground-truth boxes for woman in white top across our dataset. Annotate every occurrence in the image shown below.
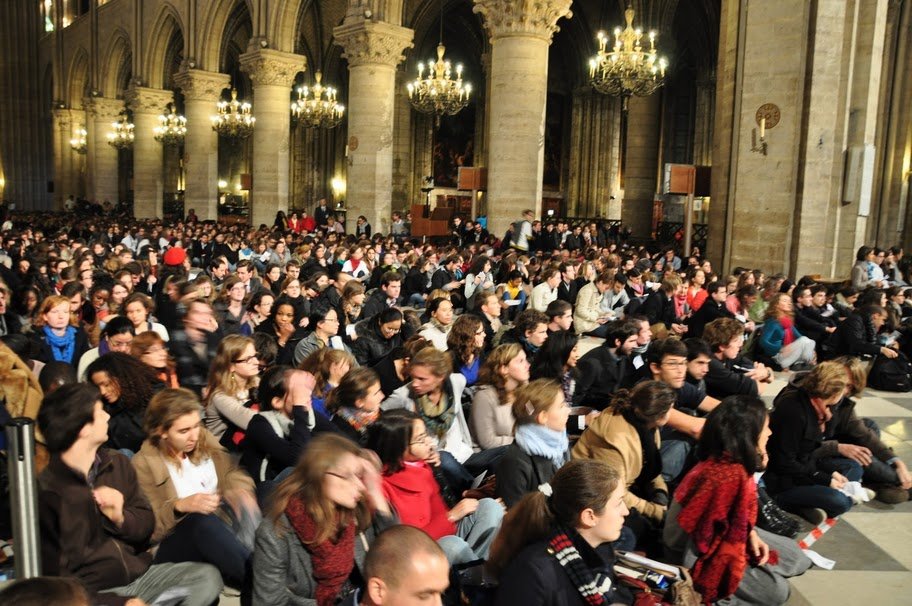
[203,335,260,445]
[122,292,170,341]
[419,297,455,351]
[341,245,371,281]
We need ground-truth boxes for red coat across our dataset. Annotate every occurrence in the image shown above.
[381,461,455,540]
[299,216,316,233]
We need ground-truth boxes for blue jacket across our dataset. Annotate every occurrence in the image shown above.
[759,319,803,356]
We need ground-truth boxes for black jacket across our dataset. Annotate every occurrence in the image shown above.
[795,305,835,344]
[575,345,626,409]
[30,326,90,366]
[495,443,558,508]
[704,356,759,399]
[831,312,881,357]
[686,300,734,338]
[640,290,678,329]
[557,278,582,305]
[360,289,398,320]
[765,384,834,493]
[351,318,403,367]
[240,407,335,483]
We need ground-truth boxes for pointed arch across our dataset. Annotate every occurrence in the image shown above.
[144,2,185,89]
[199,0,255,73]
[100,28,133,99]
[271,0,307,54]
[67,47,90,108]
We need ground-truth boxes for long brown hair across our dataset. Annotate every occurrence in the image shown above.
[144,387,215,464]
[478,343,525,405]
[447,314,483,366]
[204,334,258,401]
[487,459,621,577]
[268,433,373,544]
[300,347,357,394]
[511,379,562,427]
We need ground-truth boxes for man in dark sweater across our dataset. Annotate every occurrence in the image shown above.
[686,281,734,338]
[37,384,221,606]
[575,321,639,408]
[703,317,773,399]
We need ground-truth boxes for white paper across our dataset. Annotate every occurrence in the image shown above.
[840,481,871,503]
[471,470,487,489]
[803,549,836,570]
[329,336,345,350]
[632,355,645,369]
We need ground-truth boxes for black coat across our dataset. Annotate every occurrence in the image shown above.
[557,279,581,305]
[30,326,90,366]
[495,443,558,508]
[686,300,734,338]
[640,290,678,328]
[575,345,626,409]
[704,356,759,399]
[795,305,835,344]
[765,384,833,494]
[351,319,402,367]
[831,312,881,357]
[240,407,335,483]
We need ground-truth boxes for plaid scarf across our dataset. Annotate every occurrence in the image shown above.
[547,526,613,605]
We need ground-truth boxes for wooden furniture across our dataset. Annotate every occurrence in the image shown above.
[410,203,453,237]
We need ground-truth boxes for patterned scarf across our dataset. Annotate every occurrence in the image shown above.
[335,406,380,437]
[43,325,76,363]
[416,390,455,440]
[547,526,613,605]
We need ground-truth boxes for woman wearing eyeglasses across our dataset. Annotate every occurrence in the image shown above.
[203,335,260,448]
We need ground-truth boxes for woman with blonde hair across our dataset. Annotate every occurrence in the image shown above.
[203,334,260,444]
[132,330,179,388]
[30,294,90,366]
[253,433,394,605]
[193,273,216,304]
[469,343,530,450]
[132,387,258,589]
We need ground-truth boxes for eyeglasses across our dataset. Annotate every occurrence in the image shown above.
[108,338,134,348]
[234,354,259,364]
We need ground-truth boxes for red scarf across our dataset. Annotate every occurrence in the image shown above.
[349,257,361,272]
[674,457,776,603]
[779,315,796,346]
[285,494,356,606]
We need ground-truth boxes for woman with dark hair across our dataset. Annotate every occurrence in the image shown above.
[447,313,485,387]
[257,301,308,365]
[14,284,41,331]
[351,307,405,367]
[530,330,580,404]
[262,262,283,295]
[122,291,169,341]
[664,395,811,605]
[325,366,385,444]
[86,352,159,453]
[275,276,310,325]
[293,306,353,365]
[371,335,434,397]
[572,381,675,529]
[419,296,455,350]
[213,275,247,336]
[240,289,275,336]
[488,459,633,605]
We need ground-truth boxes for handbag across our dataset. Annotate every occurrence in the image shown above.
[614,553,701,606]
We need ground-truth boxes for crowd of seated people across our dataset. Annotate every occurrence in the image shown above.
[1,206,911,606]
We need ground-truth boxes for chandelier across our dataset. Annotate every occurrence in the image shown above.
[153,102,187,145]
[291,72,345,129]
[69,127,87,154]
[107,110,134,150]
[406,1,471,124]
[211,88,255,139]
[589,6,668,102]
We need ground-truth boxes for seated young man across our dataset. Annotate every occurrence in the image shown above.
[794,284,837,355]
[703,317,774,399]
[575,321,639,408]
[497,308,550,359]
[545,299,573,334]
[685,280,734,338]
[37,383,222,606]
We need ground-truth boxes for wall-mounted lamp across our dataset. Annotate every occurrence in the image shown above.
[217,179,228,189]
[751,104,780,157]
[331,177,346,202]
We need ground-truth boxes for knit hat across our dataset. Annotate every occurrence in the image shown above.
[163,246,187,266]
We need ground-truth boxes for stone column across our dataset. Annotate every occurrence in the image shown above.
[472,0,573,237]
[85,97,123,206]
[334,19,414,234]
[693,69,716,166]
[52,107,76,209]
[173,69,230,221]
[568,90,619,217]
[622,94,662,238]
[127,87,173,218]
[240,49,306,228]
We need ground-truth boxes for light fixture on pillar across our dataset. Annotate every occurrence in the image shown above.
[291,72,346,129]
[211,88,255,139]
[153,102,187,146]
[107,110,135,150]
[69,127,87,154]
[406,0,472,125]
[588,6,668,108]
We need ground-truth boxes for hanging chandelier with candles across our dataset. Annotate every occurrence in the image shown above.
[70,127,87,154]
[154,103,187,146]
[211,88,255,139]
[406,1,471,123]
[291,72,345,129]
[107,110,134,150]
[589,6,668,102]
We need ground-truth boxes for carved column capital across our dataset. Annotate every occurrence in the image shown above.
[473,0,573,42]
[239,49,306,87]
[125,86,174,115]
[173,69,231,101]
[52,108,74,130]
[85,97,125,121]
[333,20,414,68]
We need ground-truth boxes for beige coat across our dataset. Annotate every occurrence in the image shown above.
[573,281,605,335]
[469,385,515,449]
[571,411,667,522]
[132,431,255,543]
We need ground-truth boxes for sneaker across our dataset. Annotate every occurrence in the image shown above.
[875,486,910,504]
[797,507,827,525]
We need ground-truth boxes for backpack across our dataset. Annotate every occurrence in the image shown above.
[867,351,912,392]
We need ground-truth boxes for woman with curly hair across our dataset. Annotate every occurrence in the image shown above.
[447,313,486,387]
[132,330,179,388]
[203,335,260,445]
[759,293,816,370]
[469,343,530,450]
[86,351,159,453]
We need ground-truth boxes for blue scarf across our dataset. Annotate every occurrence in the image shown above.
[43,325,77,363]
[515,423,569,470]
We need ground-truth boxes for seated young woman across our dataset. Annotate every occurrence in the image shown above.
[664,395,812,605]
[447,313,486,388]
[300,347,356,419]
[759,293,816,371]
[366,409,504,565]
[572,381,676,547]
[495,379,570,507]
[253,433,395,605]
[240,366,335,490]
[326,366,385,445]
[132,388,259,589]
[256,301,309,365]
[132,330,179,388]
[488,459,634,606]
[469,343,530,451]
[203,334,260,448]
[530,330,581,405]
[86,352,159,454]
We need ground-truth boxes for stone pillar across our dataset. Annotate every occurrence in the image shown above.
[174,69,230,221]
[52,108,76,209]
[568,90,620,217]
[622,94,662,238]
[239,49,306,228]
[472,0,573,236]
[127,87,173,218]
[693,70,715,166]
[334,19,414,234]
[85,97,124,206]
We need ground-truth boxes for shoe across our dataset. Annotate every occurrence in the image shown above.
[797,507,828,525]
[756,487,802,538]
[875,486,910,504]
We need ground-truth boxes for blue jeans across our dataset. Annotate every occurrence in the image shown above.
[774,457,863,518]
[438,498,504,565]
[154,512,252,586]
[659,437,693,485]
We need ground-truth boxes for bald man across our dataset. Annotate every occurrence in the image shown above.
[350,525,450,606]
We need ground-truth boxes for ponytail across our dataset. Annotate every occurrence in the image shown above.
[610,381,675,426]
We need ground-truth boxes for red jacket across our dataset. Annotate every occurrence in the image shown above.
[381,461,455,540]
